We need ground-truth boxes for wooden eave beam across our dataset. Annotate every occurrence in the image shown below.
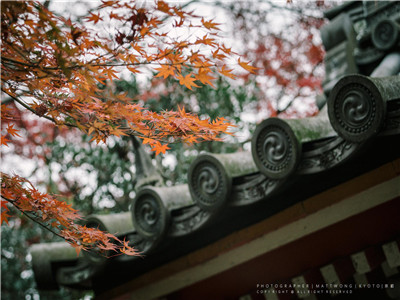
[97,158,400,300]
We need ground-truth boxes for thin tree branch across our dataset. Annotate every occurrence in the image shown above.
[1,88,79,129]
[1,195,66,240]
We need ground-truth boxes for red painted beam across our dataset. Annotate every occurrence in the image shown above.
[167,197,400,300]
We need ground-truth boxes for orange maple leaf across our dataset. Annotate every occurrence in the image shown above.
[184,135,198,145]
[201,18,220,31]
[1,135,10,146]
[1,200,8,210]
[220,44,235,55]
[195,35,216,46]
[100,0,115,8]
[86,12,103,24]
[151,142,170,155]
[218,65,236,79]
[212,49,226,60]
[178,105,187,117]
[178,74,199,90]
[142,137,154,145]
[238,58,258,74]
[195,71,215,88]
[157,1,171,14]
[121,239,141,256]
[6,124,21,138]
[104,68,119,81]
[109,126,128,137]
[1,211,11,225]
[109,12,124,20]
[127,66,139,74]
[155,65,175,79]
[132,44,145,55]
[174,17,184,27]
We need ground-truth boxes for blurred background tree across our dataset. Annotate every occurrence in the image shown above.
[1,0,335,299]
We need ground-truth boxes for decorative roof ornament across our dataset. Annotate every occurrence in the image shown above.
[328,75,400,143]
[131,185,194,253]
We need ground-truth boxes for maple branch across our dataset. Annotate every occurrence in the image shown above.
[2,91,37,113]
[3,42,211,73]
[1,88,80,130]
[1,195,65,240]
[1,56,39,68]
[23,58,194,71]
[1,88,54,122]
[1,195,17,204]
[11,102,43,147]
[3,42,53,75]
[3,40,31,61]
[1,61,56,79]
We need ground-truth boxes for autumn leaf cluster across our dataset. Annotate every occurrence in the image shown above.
[1,0,256,256]
[0,0,254,148]
[0,173,139,256]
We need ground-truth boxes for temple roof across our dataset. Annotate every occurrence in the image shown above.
[29,1,400,299]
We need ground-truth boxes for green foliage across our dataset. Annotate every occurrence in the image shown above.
[2,218,38,300]
[46,134,135,214]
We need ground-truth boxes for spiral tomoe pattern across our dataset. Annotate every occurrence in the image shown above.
[134,194,162,237]
[335,83,376,136]
[254,123,296,178]
[372,19,398,50]
[190,160,228,211]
